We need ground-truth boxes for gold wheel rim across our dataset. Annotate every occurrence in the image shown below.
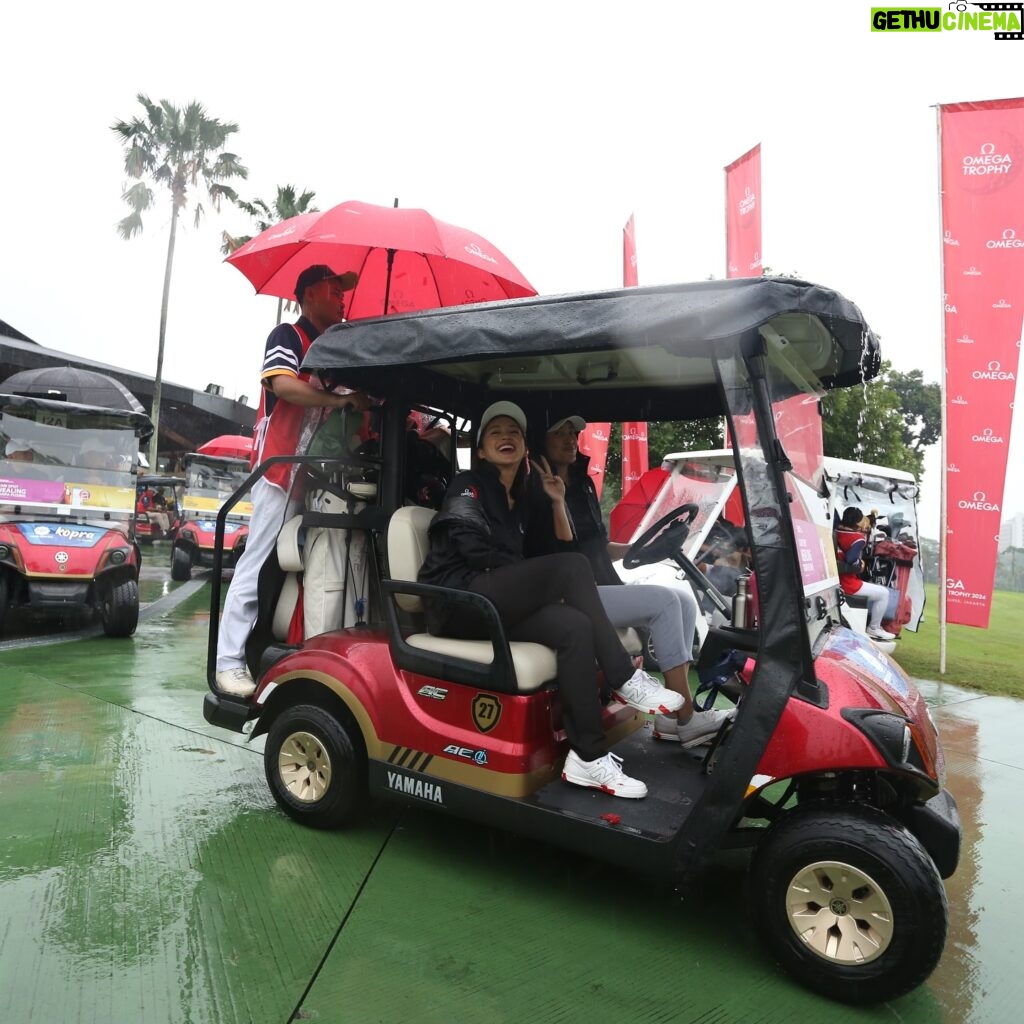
[784,859,895,965]
[278,730,332,803]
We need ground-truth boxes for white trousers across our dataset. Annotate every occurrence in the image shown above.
[216,477,297,671]
[856,580,892,629]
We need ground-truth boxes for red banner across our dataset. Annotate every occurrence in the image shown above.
[620,421,648,493]
[725,144,822,485]
[940,98,1024,628]
[577,423,610,498]
[620,213,648,491]
[623,213,639,287]
[725,145,762,279]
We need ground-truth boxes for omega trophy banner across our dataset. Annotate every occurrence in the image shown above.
[725,144,762,280]
[725,143,823,487]
[575,422,610,498]
[620,213,649,493]
[940,98,1024,628]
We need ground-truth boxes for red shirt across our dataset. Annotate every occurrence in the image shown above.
[253,321,316,490]
[835,527,866,595]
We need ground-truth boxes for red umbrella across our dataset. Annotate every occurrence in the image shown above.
[197,434,254,460]
[608,468,670,543]
[225,199,536,318]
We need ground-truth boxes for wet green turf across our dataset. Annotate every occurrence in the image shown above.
[892,585,1024,698]
[1,590,1021,1022]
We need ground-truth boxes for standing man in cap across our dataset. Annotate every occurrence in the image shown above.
[215,264,370,697]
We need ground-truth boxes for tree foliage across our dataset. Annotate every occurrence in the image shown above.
[821,360,940,479]
[221,184,319,323]
[220,183,318,255]
[111,94,247,465]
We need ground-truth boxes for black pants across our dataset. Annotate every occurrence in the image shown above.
[448,553,635,761]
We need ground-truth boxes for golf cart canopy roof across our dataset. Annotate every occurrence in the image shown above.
[303,278,879,422]
[182,452,249,470]
[137,475,186,488]
[0,392,154,438]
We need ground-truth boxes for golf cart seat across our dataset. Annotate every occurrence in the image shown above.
[384,506,640,695]
[271,515,304,641]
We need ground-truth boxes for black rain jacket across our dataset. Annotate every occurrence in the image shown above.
[526,452,623,587]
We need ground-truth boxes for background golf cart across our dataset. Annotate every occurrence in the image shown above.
[0,391,152,637]
[135,473,185,544]
[171,452,252,581]
[610,451,924,653]
[206,279,958,1005]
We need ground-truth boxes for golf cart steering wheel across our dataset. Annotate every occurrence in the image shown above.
[621,502,734,617]
[622,504,699,570]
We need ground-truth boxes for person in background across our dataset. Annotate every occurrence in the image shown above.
[4,439,35,464]
[535,416,734,748]
[215,265,370,697]
[139,484,171,536]
[419,401,684,799]
[836,505,896,641]
[75,437,130,482]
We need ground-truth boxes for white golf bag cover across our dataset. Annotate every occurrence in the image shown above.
[301,486,370,637]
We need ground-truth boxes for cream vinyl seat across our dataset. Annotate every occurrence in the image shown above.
[385,505,640,694]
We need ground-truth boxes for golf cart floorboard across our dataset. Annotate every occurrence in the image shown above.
[526,727,709,839]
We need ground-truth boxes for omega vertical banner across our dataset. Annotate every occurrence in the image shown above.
[725,145,762,279]
[725,143,823,484]
[940,98,1024,628]
[620,213,648,493]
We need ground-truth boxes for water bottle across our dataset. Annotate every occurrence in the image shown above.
[732,575,751,628]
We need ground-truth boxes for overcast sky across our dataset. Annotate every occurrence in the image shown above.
[2,1,1022,537]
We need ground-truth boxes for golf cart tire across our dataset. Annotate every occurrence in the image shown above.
[748,802,947,1005]
[0,570,8,634]
[264,703,368,830]
[171,546,192,582]
[101,578,139,638]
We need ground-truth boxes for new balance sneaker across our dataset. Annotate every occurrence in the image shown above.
[612,668,685,715]
[652,707,736,748]
[562,750,648,799]
[866,626,897,641]
[215,666,256,697]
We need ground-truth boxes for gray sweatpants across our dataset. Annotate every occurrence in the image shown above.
[597,583,698,672]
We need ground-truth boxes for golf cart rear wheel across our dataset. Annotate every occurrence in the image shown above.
[748,803,947,1004]
[171,545,192,581]
[264,704,367,829]
[100,578,139,637]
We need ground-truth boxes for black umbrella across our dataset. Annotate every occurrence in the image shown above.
[0,367,145,413]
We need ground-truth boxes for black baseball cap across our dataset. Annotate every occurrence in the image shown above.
[295,265,359,303]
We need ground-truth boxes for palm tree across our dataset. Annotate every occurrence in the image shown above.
[221,185,318,325]
[112,94,248,468]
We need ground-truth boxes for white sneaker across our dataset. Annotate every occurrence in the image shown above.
[562,750,648,798]
[216,666,256,697]
[866,626,896,641]
[612,668,685,715]
[653,707,736,747]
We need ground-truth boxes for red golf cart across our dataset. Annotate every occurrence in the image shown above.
[135,473,185,544]
[202,279,959,1004]
[0,392,152,636]
[170,453,251,581]
[609,451,925,653]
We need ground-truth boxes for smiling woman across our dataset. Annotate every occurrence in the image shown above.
[417,399,685,799]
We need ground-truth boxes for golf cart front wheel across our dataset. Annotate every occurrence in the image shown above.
[748,803,947,1004]
[264,703,367,829]
[171,545,192,581]
[100,578,139,637]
